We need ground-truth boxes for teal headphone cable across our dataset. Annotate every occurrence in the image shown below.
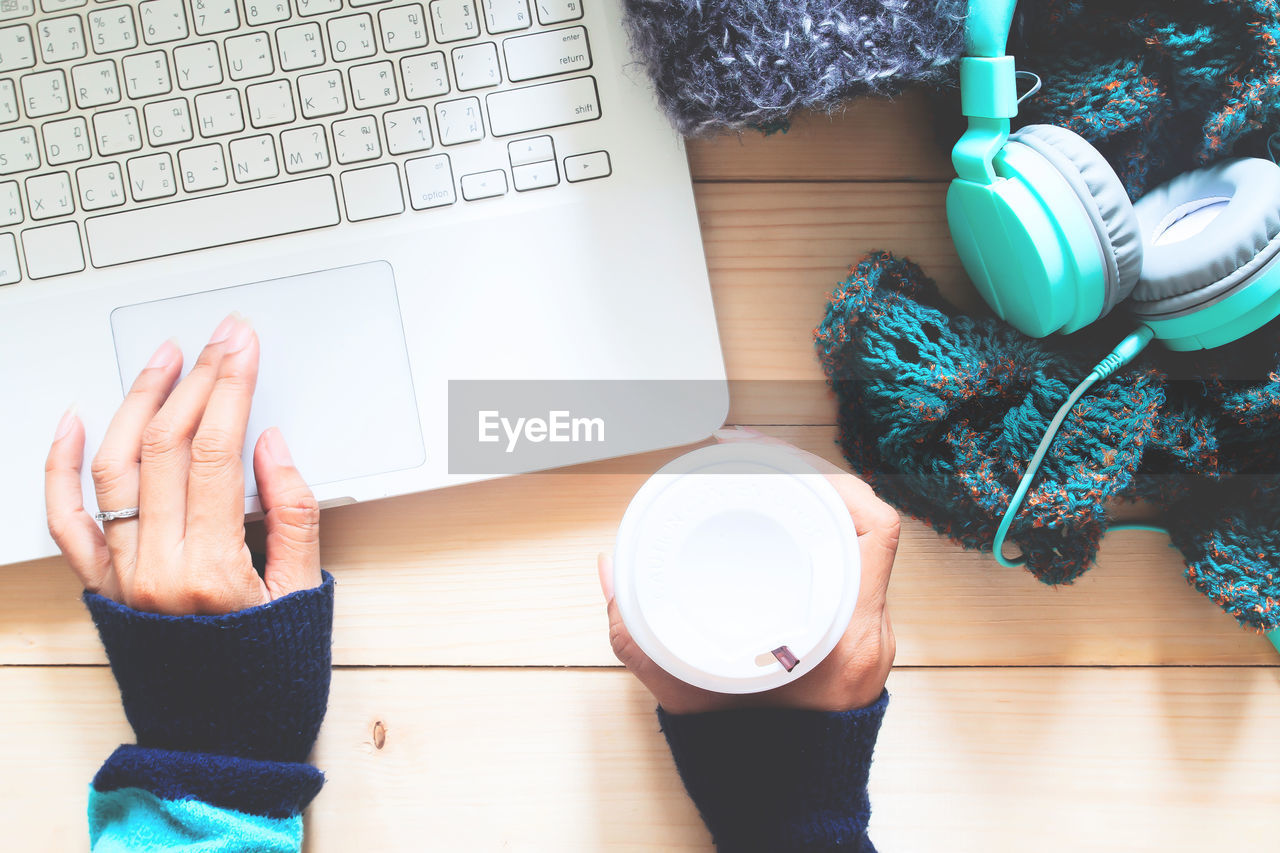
[992,328,1280,654]
[992,325,1158,569]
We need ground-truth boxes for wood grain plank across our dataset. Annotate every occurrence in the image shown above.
[3,666,1277,852]
[3,428,1273,667]
[685,94,954,183]
[691,181,973,425]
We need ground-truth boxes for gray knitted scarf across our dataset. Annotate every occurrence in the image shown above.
[621,0,968,135]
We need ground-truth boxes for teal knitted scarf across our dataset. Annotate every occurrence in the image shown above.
[816,252,1280,631]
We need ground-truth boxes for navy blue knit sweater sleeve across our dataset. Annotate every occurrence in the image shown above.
[82,572,335,851]
[659,691,888,853]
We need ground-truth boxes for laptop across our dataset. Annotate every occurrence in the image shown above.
[0,0,728,566]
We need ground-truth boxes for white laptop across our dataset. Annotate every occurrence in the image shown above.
[0,0,728,566]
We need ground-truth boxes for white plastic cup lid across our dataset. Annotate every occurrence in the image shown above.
[613,442,861,694]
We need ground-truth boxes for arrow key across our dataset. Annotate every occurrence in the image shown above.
[564,150,609,183]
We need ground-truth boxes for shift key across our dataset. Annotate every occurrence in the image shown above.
[486,76,600,137]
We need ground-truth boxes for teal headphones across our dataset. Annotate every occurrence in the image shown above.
[948,0,1280,653]
[949,0,1280,351]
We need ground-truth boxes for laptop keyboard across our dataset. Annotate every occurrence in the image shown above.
[0,0,611,283]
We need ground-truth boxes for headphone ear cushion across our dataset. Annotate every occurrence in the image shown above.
[1009,125,1144,316]
[1131,157,1280,318]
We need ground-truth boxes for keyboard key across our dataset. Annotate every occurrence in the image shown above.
[276,21,324,70]
[25,170,73,217]
[430,0,479,42]
[244,0,290,25]
[229,133,277,182]
[0,1,34,24]
[247,79,294,127]
[564,149,608,181]
[37,15,86,62]
[511,159,555,191]
[125,151,175,200]
[340,162,403,220]
[0,79,16,122]
[0,125,37,173]
[482,0,529,33]
[378,4,427,52]
[173,41,222,88]
[327,13,376,61]
[0,24,35,72]
[485,75,597,136]
[75,160,126,209]
[297,69,345,117]
[280,124,328,172]
[507,134,551,166]
[534,0,580,25]
[401,51,448,99]
[0,179,20,223]
[91,107,140,155]
[20,69,69,117]
[503,25,589,82]
[40,0,85,10]
[139,0,187,45]
[85,176,340,266]
[296,0,340,16]
[404,152,453,207]
[383,105,431,153]
[0,232,18,283]
[434,95,482,144]
[191,0,238,36]
[225,31,273,80]
[194,88,243,136]
[459,167,504,200]
[332,114,380,163]
[142,96,192,144]
[121,50,171,97]
[452,42,499,90]
[351,0,394,6]
[88,5,138,53]
[349,59,397,108]
[42,115,91,164]
[71,58,120,107]
[177,142,226,190]
[22,220,83,277]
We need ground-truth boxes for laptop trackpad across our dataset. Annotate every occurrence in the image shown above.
[110,261,425,499]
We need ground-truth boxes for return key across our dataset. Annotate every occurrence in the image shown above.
[503,26,591,82]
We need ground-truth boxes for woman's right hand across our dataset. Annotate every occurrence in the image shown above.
[43,313,322,614]
[599,429,898,715]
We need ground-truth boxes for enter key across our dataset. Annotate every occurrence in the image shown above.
[503,26,591,82]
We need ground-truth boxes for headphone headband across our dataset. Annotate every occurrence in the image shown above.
[966,0,1018,58]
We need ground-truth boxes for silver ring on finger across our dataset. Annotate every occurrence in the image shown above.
[94,506,140,523]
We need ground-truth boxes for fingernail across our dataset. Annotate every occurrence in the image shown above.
[208,312,239,344]
[264,427,294,466]
[225,317,255,353]
[54,404,78,440]
[144,337,180,370]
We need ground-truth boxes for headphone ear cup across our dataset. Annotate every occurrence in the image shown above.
[1131,157,1280,319]
[1009,125,1144,316]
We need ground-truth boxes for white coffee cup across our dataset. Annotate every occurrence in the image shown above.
[613,442,861,694]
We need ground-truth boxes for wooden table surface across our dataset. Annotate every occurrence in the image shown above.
[3,95,1278,852]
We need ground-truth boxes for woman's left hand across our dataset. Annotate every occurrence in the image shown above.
[43,313,322,615]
